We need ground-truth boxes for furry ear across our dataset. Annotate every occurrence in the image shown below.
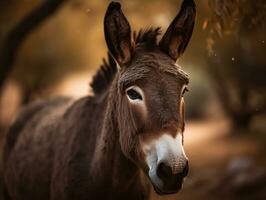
[159,0,196,61]
[104,2,133,65]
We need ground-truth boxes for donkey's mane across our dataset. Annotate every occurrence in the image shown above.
[90,53,117,95]
[134,27,161,48]
[91,27,161,96]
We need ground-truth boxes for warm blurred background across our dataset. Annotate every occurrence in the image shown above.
[0,0,265,199]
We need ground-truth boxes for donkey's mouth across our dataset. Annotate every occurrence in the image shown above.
[152,178,184,195]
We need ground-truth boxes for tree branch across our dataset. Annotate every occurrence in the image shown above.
[0,0,67,94]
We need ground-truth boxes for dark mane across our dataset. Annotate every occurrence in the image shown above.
[91,27,161,96]
[90,52,117,95]
[134,27,161,48]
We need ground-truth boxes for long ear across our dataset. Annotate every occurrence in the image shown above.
[104,2,133,65]
[159,0,196,61]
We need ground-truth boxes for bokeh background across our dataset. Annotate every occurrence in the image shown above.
[0,0,265,199]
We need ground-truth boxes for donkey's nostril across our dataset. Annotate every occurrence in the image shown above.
[157,162,173,179]
[156,160,189,181]
[154,160,188,192]
[181,161,189,177]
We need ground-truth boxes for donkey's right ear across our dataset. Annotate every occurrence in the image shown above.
[159,0,196,61]
[104,2,133,65]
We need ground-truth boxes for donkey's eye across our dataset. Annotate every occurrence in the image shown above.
[182,86,189,97]
[126,89,143,101]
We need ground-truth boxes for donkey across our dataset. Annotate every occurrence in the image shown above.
[3,1,196,199]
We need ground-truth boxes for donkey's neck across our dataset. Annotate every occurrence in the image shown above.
[91,86,145,194]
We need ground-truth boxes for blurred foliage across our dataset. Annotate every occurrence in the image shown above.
[204,0,266,130]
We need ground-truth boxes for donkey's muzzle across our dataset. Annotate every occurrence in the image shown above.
[154,160,189,194]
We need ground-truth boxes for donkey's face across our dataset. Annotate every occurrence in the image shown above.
[104,1,196,195]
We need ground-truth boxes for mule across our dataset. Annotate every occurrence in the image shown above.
[3,1,196,199]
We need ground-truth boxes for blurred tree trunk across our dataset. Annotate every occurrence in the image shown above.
[205,0,266,133]
[0,0,67,100]
[206,58,254,131]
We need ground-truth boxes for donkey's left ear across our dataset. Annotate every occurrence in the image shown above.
[104,2,133,65]
[159,0,196,61]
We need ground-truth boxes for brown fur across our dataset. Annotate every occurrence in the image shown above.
[2,1,196,200]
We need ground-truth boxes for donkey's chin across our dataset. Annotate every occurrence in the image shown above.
[149,175,184,195]
[152,180,184,195]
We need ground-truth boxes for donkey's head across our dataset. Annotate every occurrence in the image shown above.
[104,0,196,195]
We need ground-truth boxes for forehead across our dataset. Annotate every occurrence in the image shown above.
[119,50,189,88]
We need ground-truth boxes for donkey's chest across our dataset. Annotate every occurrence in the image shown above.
[64,182,150,200]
